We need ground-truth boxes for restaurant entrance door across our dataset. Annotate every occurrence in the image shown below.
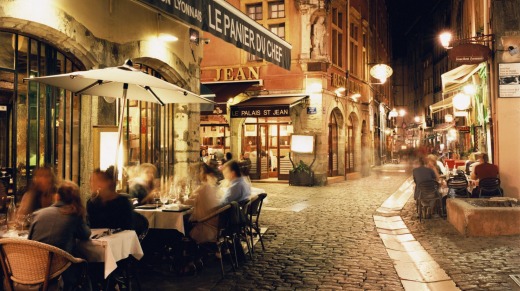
[243,118,292,180]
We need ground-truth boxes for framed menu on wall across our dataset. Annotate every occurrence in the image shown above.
[499,63,520,97]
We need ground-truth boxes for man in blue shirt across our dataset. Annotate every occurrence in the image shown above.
[221,160,251,205]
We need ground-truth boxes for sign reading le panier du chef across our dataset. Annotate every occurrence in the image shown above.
[140,0,292,70]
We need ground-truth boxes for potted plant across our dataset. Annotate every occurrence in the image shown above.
[289,160,314,186]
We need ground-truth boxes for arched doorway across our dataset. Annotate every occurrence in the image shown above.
[0,31,85,195]
[373,113,380,165]
[328,111,339,176]
[346,112,358,173]
[361,120,369,176]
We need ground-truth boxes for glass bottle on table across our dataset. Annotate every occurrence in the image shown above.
[6,196,17,231]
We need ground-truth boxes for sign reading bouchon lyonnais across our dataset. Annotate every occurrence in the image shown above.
[139,0,292,70]
[448,43,491,64]
[230,106,289,118]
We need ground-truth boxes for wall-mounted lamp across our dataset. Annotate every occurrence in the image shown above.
[334,87,346,96]
[439,31,453,49]
[414,116,421,123]
[438,30,493,50]
[389,108,398,118]
[189,28,210,45]
[157,14,178,43]
[445,113,454,123]
[350,93,361,102]
[369,64,393,84]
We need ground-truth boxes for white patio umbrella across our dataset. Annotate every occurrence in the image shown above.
[25,59,213,180]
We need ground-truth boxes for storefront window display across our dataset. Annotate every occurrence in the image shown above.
[124,64,175,179]
[200,115,230,160]
[0,31,84,196]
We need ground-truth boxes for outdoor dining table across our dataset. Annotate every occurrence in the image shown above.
[76,229,144,278]
[0,228,143,279]
[135,205,192,235]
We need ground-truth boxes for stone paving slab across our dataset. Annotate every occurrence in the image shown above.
[401,194,520,290]
[401,279,460,291]
[386,249,435,263]
[394,261,452,282]
[378,233,415,242]
[374,220,408,230]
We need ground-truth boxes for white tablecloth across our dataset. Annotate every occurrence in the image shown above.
[77,229,143,278]
[135,209,187,234]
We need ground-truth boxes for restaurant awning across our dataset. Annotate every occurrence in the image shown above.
[200,80,262,115]
[230,95,307,118]
[441,63,486,94]
[202,80,262,103]
[430,96,454,114]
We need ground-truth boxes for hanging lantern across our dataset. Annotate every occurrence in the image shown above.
[453,92,471,110]
[370,64,393,84]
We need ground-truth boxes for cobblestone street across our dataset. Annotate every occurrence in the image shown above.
[140,166,409,290]
[401,197,520,290]
[213,166,410,290]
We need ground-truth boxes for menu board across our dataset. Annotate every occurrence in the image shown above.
[499,63,520,98]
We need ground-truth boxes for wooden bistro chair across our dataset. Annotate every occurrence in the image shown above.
[0,238,86,291]
[478,178,504,198]
[244,193,267,258]
[416,181,442,222]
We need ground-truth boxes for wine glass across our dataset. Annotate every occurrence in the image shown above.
[160,191,169,206]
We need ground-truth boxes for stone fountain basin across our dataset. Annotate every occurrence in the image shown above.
[447,198,520,237]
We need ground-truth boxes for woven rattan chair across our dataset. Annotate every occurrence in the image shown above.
[0,238,86,291]
[190,204,236,277]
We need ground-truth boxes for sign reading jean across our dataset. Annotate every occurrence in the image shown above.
[140,0,292,70]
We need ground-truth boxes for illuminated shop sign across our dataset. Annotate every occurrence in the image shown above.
[140,0,292,70]
[214,66,260,81]
[230,106,290,118]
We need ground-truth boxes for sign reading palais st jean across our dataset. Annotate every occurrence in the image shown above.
[140,0,292,70]
[230,106,289,118]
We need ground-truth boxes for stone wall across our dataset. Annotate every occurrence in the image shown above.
[0,0,202,199]
[493,0,520,199]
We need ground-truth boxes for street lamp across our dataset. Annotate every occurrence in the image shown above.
[439,31,453,49]
[389,108,398,118]
[453,92,471,111]
[370,64,393,84]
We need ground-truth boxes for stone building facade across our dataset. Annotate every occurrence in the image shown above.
[200,0,393,185]
[0,0,203,199]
